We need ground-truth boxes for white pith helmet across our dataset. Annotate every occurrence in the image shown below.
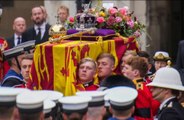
[147,67,184,91]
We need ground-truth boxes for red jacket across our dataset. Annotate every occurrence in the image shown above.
[133,78,154,120]
[144,77,160,116]
[75,80,99,91]
[0,37,10,81]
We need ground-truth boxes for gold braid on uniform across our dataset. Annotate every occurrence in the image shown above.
[133,79,143,90]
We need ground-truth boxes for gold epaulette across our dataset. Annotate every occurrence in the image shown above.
[136,83,143,90]
[133,79,144,90]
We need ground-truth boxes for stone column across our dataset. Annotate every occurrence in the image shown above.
[131,1,146,51]
[146,1,171,56]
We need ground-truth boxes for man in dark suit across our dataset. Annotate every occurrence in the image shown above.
[175,40,184,70]
[147,67,184,120]
[22,6,51,45]
[6,17,26,48]
[175,40,184,85]
[175,40,184,104]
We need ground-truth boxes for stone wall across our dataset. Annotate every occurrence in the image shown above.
[44,0,76,25]
[0,1,43,38]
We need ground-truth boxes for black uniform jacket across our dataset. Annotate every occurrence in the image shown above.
[157,97,184,120]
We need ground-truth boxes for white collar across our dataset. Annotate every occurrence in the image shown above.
[34,22,46,30]
[159,96,175,110]
[14,34,21,39]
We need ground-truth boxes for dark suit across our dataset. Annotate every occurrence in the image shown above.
[175,40,184,69]
[175,40,184,85]
[157,97,184,120]
[22,23,51,45]
[6,36,15,49]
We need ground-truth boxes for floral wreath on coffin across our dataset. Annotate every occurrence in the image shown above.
[67,6,145,38]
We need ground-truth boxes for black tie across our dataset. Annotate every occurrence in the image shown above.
[37,27,41,41]
[17,37,21,45]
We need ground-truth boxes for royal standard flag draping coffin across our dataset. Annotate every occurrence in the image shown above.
[28,36,139,96]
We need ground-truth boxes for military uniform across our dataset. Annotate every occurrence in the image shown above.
[105,87,138,120]
[133,78,154,120]
[147,67,184,120]
[75,77,99,91]
[1,69,26,87]
[1,40,35,87]
[75,81,99,91]
[16,91,47,120]
[157,97,184,120]
[37,90,63,120]
[59,96,91,120]
[143,77,160,116]
[76,90,105,107]
[44,100,56,119]
[0,37,9,80]
[151,51,171,81]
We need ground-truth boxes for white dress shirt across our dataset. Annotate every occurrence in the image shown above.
[34,22,46,39]
[14,34,22,46]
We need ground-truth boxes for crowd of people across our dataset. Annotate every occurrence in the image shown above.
[0,3,184,120]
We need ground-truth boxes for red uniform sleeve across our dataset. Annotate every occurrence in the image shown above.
[134,83,154,120]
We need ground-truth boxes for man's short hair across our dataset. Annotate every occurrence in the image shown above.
[31,6,44,15]
[0,107,15,119]
[126,56,148,77]
[96,53,115,65]
[123,50,137,57]
[111,106,133,117]
[137,51,152,64]
[19,112,42,120]
[22,53,33,61]
[57,5,69,15]
[63,112,86,120]
[78,57,97,69]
